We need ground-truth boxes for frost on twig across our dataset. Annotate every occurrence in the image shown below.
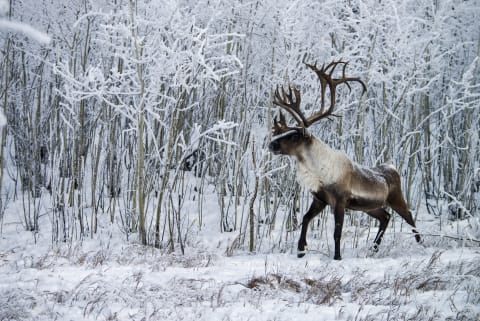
[0,19,50,44]
[0,0,50,44]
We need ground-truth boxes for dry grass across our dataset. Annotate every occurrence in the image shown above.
[3,242,479,321]
[244,272,343,306]
[0,289,36,321]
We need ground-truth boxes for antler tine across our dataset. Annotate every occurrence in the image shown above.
[273,84,307,128]
[304,59,367,126]
[324,60,344,75]
[336,61,367,95]
[339,62,353,92]
[272,111,287,134]
[305,62,328,115]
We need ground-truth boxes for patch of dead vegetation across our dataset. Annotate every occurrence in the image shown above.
[245,272,342,305]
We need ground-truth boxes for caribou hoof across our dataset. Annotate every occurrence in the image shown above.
[297,248,307,258]
[370,244,379,253]
[333,255,342,260]
[412,229,422,243]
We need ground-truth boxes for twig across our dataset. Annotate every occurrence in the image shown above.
[422,233,480,244]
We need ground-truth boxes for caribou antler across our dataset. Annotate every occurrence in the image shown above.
[272,60,367,134]
[273,85,306,126]
[272,111,289,134]
[304,60,367,126]
[271,85,306,135]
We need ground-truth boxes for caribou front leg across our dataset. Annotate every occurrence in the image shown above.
[333,205,345,260]
[297,198,326,258]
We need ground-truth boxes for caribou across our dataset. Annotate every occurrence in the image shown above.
[268,60,421,260]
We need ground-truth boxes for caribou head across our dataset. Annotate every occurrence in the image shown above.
[269,60,421,260]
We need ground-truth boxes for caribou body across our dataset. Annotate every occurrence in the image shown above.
[269,60,421,260]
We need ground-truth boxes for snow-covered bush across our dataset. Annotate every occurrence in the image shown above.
[0,0,478,250]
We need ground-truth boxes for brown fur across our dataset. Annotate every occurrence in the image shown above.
[269,131,421,260]
[270,60,421,260]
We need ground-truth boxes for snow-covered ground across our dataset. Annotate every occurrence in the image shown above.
[1,0,479,319]
[1,201,479,321]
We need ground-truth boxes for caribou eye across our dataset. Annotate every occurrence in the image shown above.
[291,133,302,142]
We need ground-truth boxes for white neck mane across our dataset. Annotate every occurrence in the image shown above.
[295,138,350,191]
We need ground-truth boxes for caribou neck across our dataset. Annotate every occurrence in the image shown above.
[295,136,351,192]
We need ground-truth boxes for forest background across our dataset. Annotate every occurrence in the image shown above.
[1,0,478,248]
[1,1,480,320]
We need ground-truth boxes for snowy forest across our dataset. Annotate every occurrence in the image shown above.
[1,0,479,320]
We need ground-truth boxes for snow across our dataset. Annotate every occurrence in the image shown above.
[1,192,479,321]
[0,111,5,127]
[1,0,479,320]
[0,19,50,44]
[0,0,8,15]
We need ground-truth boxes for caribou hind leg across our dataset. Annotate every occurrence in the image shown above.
[366,208,391,252]
[388,194,422,243]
